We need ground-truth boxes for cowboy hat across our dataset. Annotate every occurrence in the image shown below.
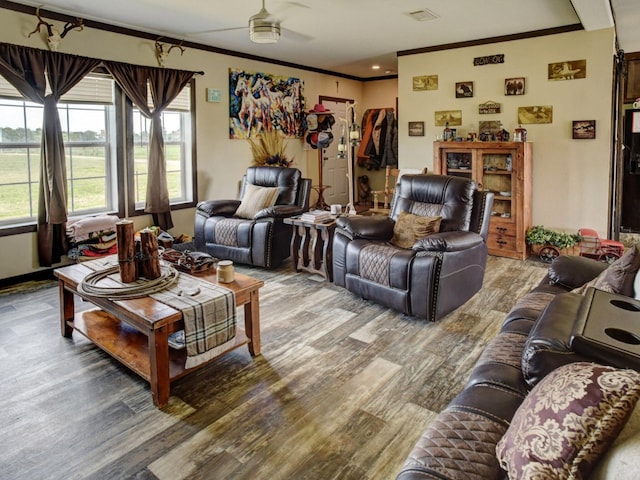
[308,103,332,114]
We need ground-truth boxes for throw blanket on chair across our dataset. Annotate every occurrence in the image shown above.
[151,273,236,369]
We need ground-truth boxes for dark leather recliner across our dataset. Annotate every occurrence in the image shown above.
[194,166,311,268]
[333,174,494,321]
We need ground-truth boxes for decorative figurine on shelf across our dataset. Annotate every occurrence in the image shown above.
[497,122,510,142]
[443,122,453,141]
[467,125,477,142]
[514,124,527,142]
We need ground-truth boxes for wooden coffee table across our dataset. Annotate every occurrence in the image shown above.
[54,259,263,408]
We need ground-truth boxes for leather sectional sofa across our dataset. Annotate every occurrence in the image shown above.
[397,253,640,479]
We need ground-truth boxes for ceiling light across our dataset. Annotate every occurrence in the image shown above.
[372,65,381,70]
[250,19,280,43]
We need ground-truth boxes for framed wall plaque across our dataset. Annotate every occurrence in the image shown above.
[408,121,425,136]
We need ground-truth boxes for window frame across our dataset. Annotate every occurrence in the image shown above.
[0,77,125,237]
[125,78,198,218]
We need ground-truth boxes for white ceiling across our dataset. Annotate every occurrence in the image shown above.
[7,0,640,79]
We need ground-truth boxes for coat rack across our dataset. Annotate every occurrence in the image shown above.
[337,102,361,215]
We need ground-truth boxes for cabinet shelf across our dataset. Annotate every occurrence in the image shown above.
[434,141,532,260]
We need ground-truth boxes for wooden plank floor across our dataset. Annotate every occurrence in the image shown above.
[0,255,547,480]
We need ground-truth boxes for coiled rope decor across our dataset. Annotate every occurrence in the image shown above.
[77,264,180,299]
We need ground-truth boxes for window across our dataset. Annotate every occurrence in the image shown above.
[0,72,196,234]
[128,81,196,215]
[0,73,119,231]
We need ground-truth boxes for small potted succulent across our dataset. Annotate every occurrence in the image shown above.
[525,225,581,262]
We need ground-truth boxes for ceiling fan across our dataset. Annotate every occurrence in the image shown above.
[187,0,312,44]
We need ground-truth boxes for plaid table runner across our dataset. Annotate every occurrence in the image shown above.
[151,273,236,369]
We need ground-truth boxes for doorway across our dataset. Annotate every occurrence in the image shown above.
[319,97,351,207]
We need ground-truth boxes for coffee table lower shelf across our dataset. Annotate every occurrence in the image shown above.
[71,308,249,383]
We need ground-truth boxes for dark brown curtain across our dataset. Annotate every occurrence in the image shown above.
[106,62,194,230]
[0,44,100,266]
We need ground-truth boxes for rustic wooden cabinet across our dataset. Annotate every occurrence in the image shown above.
[433,141,533,260]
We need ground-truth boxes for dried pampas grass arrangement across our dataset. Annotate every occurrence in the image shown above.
[249,130,293,168]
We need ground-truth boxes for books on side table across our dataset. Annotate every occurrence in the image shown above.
[300,210,333,223]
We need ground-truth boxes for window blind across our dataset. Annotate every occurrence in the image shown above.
[0,72,113,104]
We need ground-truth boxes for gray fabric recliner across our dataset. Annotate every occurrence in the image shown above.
[332,174,494,321]
[194,166,311,268]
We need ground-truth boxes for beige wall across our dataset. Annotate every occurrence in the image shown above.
[0,7,376,279]
[399,28,616,234]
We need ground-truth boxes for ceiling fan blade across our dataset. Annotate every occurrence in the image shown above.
[281,27,313,42]
[187,26,247,36]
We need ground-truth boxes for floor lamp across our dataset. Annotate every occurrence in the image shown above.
[338,102,361,215]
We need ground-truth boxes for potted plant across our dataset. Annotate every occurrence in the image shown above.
[249,130,293,168]
[525,225,581,262]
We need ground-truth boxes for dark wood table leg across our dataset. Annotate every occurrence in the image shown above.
[59,280,74,338]
[148,326,170,408]
[321,229,334,282]
[300,225,311,270]
[291,224,302,272]
[244,289,261,356]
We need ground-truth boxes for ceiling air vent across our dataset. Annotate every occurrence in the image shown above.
[407,8,439,22]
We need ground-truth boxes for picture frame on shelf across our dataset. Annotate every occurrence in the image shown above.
[572,120,596,139]
[455,81,473,98]
[408,121,425,136]
[505,77,525,95]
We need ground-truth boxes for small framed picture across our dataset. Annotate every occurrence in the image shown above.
[455,81,473,98]
[572,120,596,139]
[505,77,525,95]
[408,121,425,136]
[549,60,587,80]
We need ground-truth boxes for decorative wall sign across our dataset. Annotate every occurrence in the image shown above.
[518,106,553,124]
[413,75,438,91]
[455,81,473,98]
[408,121,425,136]
[473,54,504,66]
[548,60,587,80]
[206,88,222,102]
[505,78,525,95]
[229,68,305,139]
[572,120,596,139]
[479,101,501,114]
[435,110,462,127]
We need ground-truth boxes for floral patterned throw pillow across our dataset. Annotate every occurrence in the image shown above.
[496,362,640,480]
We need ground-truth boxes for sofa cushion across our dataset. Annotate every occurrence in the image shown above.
[572,245,640,297]
[398,408,507,480]
[390,211,441,249]
[235,183,279,219]
[548,255,608,290]
[496,362,640,480]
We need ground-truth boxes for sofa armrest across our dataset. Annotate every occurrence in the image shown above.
[255,204,305,220]
[335,215,395,241]
[414,231,484,252]
[547,255,608,289]
[196,199,240,217]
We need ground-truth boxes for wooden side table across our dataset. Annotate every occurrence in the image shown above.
[284,216,336,281]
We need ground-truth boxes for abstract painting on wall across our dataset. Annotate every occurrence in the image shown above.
[229,68,305,139]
